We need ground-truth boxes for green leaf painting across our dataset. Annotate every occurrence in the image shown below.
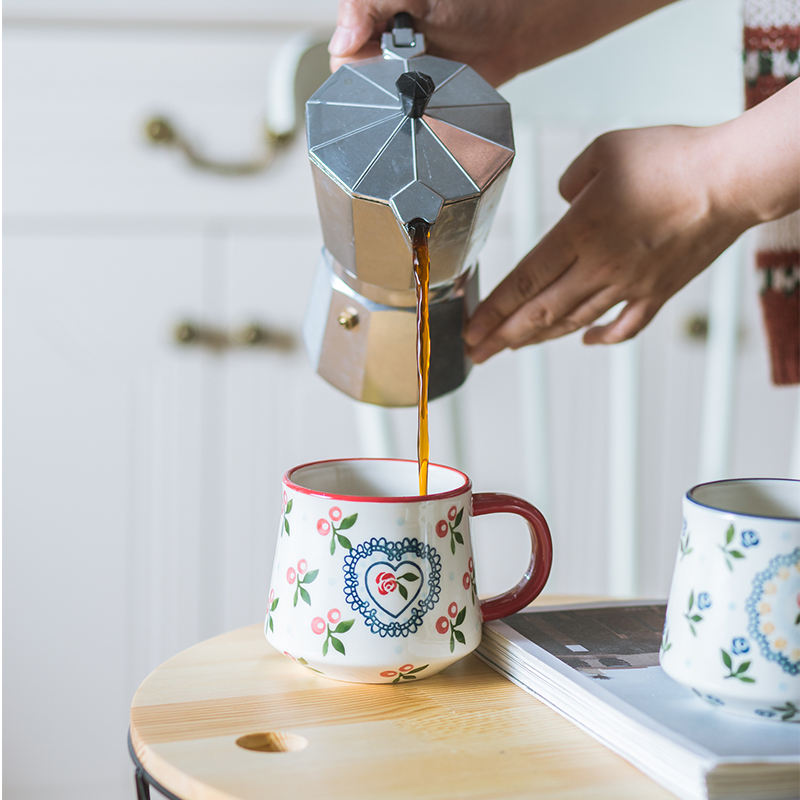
[281,498,293,536]
[718,524,746,570]
[722,649,756,683]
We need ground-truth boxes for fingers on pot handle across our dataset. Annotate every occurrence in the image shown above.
[473,492,553,622]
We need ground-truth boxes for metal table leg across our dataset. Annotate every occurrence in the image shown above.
[128,729,184,800]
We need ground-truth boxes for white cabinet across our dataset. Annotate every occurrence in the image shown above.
[3,20,354,800]
[4,3,798,799]
[4,233,207,797]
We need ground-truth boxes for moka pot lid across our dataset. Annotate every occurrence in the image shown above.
[305,32,514,225]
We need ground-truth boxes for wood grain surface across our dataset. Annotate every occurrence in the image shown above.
[130,597,676,800]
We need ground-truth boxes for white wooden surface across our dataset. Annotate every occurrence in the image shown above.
[4,2,799,799]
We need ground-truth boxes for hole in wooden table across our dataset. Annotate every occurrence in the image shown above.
[235,732,308,753]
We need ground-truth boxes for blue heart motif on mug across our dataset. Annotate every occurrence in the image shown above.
[343,537,441,637]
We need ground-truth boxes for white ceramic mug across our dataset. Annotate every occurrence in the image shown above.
[265,458,553,683]
[660,478,800,721]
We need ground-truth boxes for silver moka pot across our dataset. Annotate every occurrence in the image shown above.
[303,16,514,406]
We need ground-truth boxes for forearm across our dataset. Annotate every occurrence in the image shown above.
[330,0,678,86]
[509,0,677,73]
[711,79,800,227]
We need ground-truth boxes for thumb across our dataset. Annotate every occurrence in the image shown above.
[329,0,402,57]
[558,139,602,203]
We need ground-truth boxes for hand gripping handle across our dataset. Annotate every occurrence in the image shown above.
[473,493,553,622]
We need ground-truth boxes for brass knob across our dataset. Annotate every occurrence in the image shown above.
[338,308,359,330]
[684,314,708,342]
[174,320,199,344]
[236,323,266,346]
[145,116,177,144]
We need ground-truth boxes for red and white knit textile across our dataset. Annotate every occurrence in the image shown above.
[744,0,800,385]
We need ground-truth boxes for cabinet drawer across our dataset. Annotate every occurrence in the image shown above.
[4,23,331,221]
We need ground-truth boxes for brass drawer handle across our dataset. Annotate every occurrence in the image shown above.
[683,313,709,342]
[142,34,332,177]
[173,320,296,352]
[144,116,292,176]
[682,313,747,345]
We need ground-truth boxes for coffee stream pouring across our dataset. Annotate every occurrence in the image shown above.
[303,14,515,406]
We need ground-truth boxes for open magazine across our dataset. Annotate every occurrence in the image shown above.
[476,601,799,800]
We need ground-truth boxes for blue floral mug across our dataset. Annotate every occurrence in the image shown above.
[660,478,800,721]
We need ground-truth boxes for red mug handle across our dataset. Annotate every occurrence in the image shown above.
[473,492,553,622]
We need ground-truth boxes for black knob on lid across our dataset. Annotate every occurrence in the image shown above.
[395,71,435,118]
[393,12,413,29]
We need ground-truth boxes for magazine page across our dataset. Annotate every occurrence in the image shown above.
[484,602,798,764]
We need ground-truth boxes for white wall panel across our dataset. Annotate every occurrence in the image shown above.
[3,234,207,798]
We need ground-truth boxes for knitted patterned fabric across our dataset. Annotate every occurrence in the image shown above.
[744,0,800,385]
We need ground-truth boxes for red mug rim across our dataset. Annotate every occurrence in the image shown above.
[284,457,472,503]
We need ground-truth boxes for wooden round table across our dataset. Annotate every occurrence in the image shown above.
[129,600,676,800]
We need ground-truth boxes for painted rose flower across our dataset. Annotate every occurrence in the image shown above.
[317,519,331,536]
[436,520,448,538]
[380,670,398,678]
[269,589,274,604]
[436,616,449,634]
[311,617,326,635]
[448,505,457,521]
[286,567,296,584]
[463,572,471,590]
[732,637,749,655]
[327,608,341,624]
[468,557,474,572]
[329,506,342,522]
[297,559,308,575]
[375,571,397,595]
[697,592,712,610]
[399,664,414,672]
[448,602,458,618]
[741,530,759,547]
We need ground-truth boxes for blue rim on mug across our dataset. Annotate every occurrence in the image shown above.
[686,478,800,522]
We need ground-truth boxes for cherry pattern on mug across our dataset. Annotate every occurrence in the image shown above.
[436,505,465,554]
[283,650,324,675]
[290,559,319,607]
[281,491,293,537]
[463,556,477,606]
[266,589,279,633]
[312,608,355,656]
[379,664,429,683]
[437,602,467,653]
[317,506,358,556]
